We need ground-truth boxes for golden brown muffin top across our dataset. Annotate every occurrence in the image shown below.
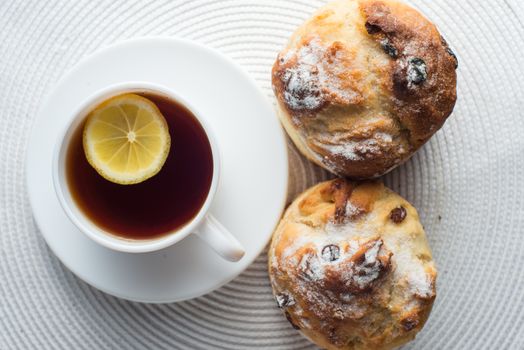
[269,179,437,350]
[272,0,457,178]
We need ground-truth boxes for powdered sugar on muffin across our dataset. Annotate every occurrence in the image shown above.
[268,179,437,350]
[272,0,457,178]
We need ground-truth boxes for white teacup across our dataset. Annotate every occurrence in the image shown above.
[52,82,245,261]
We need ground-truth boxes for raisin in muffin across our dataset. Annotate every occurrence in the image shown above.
[268,179,437,350]
[272,0,457,178]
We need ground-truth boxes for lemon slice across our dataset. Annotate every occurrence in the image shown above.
[83,93,171,185]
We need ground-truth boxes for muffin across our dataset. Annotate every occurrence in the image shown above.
[268,179,437,350]
[272,0,458,178]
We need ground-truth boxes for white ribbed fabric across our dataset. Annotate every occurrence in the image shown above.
[1,0,524,349]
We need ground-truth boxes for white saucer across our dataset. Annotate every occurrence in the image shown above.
[26,38,288,303]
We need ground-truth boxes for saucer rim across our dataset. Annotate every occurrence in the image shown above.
[25,36,289,303]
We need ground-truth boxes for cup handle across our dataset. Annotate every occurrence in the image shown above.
[194,214,245,262]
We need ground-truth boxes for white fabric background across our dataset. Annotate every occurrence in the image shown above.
[1,0,524,348]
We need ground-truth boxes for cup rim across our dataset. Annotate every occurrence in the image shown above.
[52,81,221,253]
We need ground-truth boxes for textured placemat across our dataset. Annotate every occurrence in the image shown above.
[1,0,524,349]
